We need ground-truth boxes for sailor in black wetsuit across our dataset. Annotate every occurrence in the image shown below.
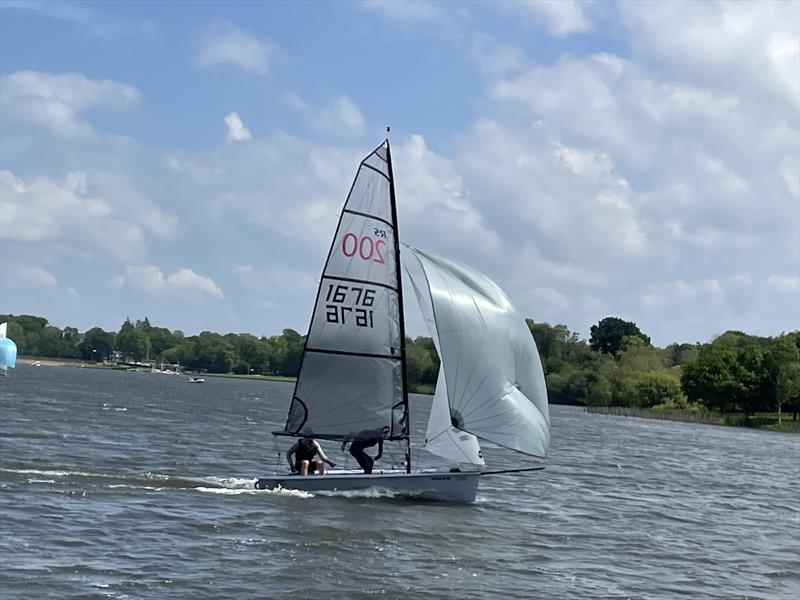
[342,437,383,474]
[286,437,335,475]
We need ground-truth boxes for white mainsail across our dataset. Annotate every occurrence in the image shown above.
[281,141,408,443]
[405,247,550,458]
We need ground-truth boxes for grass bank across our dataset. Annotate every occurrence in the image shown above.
[586,406,800,433]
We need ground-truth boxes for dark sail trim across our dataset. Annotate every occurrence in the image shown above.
[386,139,412,473]
[323,274,398,292]
[362,161,390,182]
[285,397,308,434]
[305,347,402,361]
[342,208,394,229]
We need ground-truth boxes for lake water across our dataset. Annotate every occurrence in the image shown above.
[1,364,798,599]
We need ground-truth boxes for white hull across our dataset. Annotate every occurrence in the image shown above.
[255,470,480,502]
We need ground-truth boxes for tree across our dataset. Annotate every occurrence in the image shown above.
[79,327,116,361]
[590,317,651,357]
[771,334,800,422]
[116,327,151,362]
[681,346,743,414]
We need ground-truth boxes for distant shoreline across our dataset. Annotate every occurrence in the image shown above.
[14,357,799,433]
[586,405,800,433]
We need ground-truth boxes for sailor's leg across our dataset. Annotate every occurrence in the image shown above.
[316,460,325,475]
[299,460,310,476]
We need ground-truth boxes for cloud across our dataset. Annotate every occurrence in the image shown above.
[360,0,443,23]
[224,112,252,142]
[618,1,799,111]
[0,71,140,137]
[197,21,276,74]
[285,92,366,140]
[470,33,526,76]
[767,276,800,292]
[1,0,157,38]
[124,266,223,299]
[505,0,591,37]
[0,169,175,261]
[16,265,58,289]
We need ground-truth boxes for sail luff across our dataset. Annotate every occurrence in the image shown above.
[385,139,412,472]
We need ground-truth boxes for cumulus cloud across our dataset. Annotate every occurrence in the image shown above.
[124,266,224,299]
[285,92,366,140]
[0,169,175,261]
[1,0,156,38]
[197,21,275,74]
[0,70,140,137]
[618,1,799,111]
[360,0,443,23]
[16,265,58,289]
[224,112,252,142]
[470,33,526,76]
[506,0,591,37]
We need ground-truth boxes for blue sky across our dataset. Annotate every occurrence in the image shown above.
[1,0,798,346]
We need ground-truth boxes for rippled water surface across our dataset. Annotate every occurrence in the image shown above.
[1,365,798,599]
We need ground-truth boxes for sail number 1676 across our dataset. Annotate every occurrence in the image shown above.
[325,284,376,328]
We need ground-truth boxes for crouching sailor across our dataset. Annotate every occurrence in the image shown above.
[287,437,335,475]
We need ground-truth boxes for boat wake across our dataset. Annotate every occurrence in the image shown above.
[0,468,308,496]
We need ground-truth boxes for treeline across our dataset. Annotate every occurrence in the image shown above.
[528,317,800,420]
[2,313,798,419]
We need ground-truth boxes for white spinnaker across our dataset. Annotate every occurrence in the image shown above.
[405,247,550,458]
[406,258,484,466]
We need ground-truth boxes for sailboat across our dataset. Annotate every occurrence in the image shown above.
[0,322,18,376]
[255,139,549,502]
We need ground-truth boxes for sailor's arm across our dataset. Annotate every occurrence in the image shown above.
[286,441,299,472]
[313,441,336,468]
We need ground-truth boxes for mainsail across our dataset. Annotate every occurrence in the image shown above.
[405,247,550,458]
[281,141,408,443]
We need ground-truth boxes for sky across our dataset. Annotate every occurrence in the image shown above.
[0,0,798,347]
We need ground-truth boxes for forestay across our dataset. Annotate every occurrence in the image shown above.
[281,142,408,442]
[405,247,550,458]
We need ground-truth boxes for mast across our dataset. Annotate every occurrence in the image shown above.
[385,134,412,474]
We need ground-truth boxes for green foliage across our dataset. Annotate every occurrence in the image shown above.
[590,317,651,357]
[2,312,794,418]
[232,361,251,375]
[406,336,439,388]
